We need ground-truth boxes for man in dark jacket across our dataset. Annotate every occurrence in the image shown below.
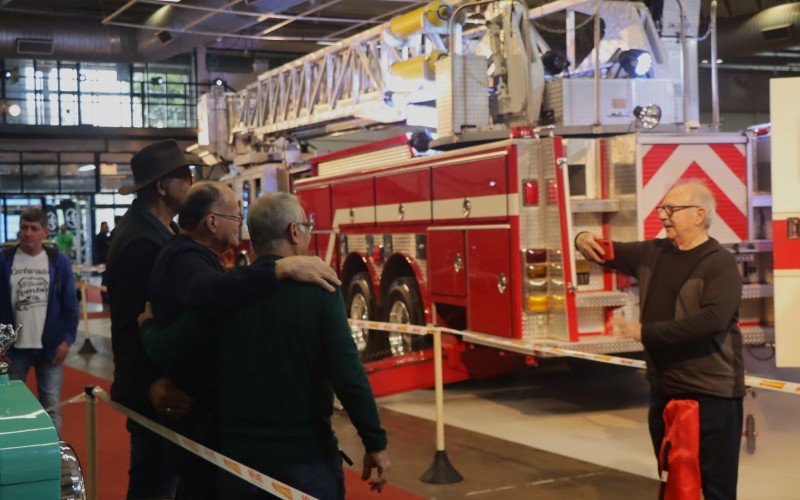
[575,179,744,500]
[1,208,78,435]
[94,221,111,265]
[106,139,196,499]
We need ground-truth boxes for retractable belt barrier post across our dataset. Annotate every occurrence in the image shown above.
[77,280,98,355]
[60,387,318,500]
[84,386,97,500]
[349,319,463,484]
[74,264,107,355]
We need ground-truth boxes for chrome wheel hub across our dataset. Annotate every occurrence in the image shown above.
[388,301,413,356]
[349,293,368,353]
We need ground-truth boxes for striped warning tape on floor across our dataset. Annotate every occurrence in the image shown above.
[348,319,800,396]
[89,388,317,500]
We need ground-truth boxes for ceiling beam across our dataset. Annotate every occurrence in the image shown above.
[101,0,139,25]
[259,0,345,36]
[136,0,376,24]
[105,19,336,42]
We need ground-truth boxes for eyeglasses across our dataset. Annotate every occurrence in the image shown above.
[210,212,243,224]
[162,167,195,185]
[288,221,315,231]
[656,205,700,217]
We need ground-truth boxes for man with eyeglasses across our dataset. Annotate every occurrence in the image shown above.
[143,182,341,499]
[575,179,744,499]
[140,191,389,500]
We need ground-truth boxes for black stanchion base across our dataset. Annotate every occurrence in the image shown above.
[420,450,463,484]
[78,338,98,355]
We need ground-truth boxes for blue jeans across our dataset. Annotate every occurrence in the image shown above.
[8,348,63,435]
[217,455,345,500]
[126,418,179,499]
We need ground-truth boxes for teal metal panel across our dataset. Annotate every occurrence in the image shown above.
[0,378,60,493]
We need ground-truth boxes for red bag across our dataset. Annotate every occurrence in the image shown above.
[658,399,702,500]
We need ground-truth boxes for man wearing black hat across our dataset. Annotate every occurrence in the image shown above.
[106,139,198,499]
[107,140,341,499]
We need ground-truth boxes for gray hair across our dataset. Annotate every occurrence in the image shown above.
[674,179,716,229]
[248,192,305,253]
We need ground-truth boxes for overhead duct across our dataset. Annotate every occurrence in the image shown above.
[136,0,307,61]
[699,2,800,59]
[0,13,139,62]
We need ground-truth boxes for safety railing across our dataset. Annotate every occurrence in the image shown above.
[56,319,800,499]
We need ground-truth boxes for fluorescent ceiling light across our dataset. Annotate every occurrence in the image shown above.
[79,164,96,172]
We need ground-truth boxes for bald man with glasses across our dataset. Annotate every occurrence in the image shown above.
[575,179,745,500]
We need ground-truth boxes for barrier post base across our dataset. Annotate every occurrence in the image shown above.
[420,450,463,484]
[78,338,98,355]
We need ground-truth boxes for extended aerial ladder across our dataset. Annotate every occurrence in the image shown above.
[224,0,453,144]
[219,0,702,154]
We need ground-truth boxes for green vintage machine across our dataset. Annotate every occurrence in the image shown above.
[0,324,85,499]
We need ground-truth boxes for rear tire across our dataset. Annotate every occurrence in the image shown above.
[367,277,428,359]
[345,273,375,357]
[745,414,756,454]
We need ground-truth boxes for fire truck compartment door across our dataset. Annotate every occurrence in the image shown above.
[375,169,432,224]
[296,185,332,229]
[432,154,508,221]
[771,76,800,367]
[331,178,376,226]
[467,229,513,337]
[427,230,466,297]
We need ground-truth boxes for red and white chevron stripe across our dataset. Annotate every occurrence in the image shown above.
[638,141,748,244]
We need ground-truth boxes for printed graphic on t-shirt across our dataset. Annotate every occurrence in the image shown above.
[14,274,49,311]
[11,250,50,349]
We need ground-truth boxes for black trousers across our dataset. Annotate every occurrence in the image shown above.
[648,392,743,500]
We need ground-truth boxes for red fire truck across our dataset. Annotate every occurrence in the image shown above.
[206,0,788,395]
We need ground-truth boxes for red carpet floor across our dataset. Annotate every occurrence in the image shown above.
[24,366,420,499]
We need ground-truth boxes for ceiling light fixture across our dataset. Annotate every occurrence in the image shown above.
[0,101,21,117]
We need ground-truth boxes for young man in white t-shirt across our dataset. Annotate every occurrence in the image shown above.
[1,208,78,434]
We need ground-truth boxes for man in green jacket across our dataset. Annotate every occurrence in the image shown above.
[55,225,74,258]
[141,192,389,499]
[575,179,744,500]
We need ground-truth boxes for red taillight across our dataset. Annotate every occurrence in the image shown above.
[525,248,547,263]
[523,180,539,205]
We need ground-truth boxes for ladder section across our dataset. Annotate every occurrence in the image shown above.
[226,1,451,141]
